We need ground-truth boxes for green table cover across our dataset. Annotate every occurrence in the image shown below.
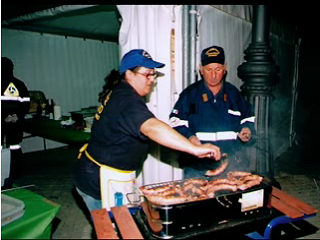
[1,189,61,239]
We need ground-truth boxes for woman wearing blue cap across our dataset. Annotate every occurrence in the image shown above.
[74,49,221,213]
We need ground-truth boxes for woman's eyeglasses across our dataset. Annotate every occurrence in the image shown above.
[135,71,158,79]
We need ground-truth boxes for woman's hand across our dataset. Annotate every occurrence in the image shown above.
[193,143,221,160]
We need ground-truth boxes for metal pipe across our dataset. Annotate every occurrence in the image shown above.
[289,38,301,147]
[189,5,197,84]
[252,5,270,43]
[182,5,190,89]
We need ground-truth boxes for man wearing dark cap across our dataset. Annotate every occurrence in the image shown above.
[74,49,221,212]
[1,57,30,188]
[169,45,255,179]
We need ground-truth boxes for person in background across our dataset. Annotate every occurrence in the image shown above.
[74,49,221,213]
[1,57,30,188]
[169,45,255,179]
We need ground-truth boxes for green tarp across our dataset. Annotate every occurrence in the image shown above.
[2,189,61,239]
[23,118,90,145]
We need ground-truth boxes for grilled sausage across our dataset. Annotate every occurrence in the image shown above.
[183,178,208,186]
[227,171,252,179]
[237,179,262,191]
[208,178,239,186]
[239,174,263,183]
[147,195,187,205]
[205,159,229,176]
[140,184,172,196]
[206,183,238,198]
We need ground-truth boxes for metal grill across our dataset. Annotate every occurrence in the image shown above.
[138,178,273,239]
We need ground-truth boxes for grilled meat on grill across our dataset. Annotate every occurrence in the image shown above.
[140,172,263,205]
[205,153,229,177]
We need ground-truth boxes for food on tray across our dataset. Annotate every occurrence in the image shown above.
[140,172,264,205]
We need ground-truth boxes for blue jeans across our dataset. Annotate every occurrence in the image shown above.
[76,187,102,213]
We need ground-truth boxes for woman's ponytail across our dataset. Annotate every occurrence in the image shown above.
[98,69,122,104]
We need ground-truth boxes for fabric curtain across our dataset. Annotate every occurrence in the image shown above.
[117,5,183,185]
[197,5,252,89]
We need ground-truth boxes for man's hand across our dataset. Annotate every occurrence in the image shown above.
[238,127,251,142]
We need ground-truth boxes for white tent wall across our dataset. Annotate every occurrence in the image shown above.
[2,28,119,152]
[117,5,183,186]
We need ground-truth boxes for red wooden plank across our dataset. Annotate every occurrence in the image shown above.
[271,196,304,219]
[272,187,318,215]
[91,209,119,239]
[111,205,143,239]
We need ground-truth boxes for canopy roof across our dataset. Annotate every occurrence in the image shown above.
[2,5,121,42]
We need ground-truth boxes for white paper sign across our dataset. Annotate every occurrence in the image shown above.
[240,189,264,212]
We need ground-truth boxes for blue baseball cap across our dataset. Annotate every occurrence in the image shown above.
[119,49,165,75]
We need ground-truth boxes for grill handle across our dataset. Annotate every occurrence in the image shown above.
[126,192,143,205]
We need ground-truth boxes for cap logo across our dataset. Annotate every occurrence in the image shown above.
[142,50,151,59]
[205,48,220,57]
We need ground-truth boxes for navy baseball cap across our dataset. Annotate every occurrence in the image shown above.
[201,46,225,66]
[119,49,165,75]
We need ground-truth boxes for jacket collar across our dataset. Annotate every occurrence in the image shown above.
[202,78,225,100]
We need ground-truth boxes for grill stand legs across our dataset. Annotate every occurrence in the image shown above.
[245,213,317,239]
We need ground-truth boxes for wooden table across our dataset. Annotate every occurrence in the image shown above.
[91,188,318,239]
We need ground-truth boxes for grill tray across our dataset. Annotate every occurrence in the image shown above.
[140,178,272,239]
[1,194,25,226]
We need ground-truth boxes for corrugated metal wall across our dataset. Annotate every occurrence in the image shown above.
[2,28,119,152]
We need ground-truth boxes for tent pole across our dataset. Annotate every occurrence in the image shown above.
[182,5,198,89]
